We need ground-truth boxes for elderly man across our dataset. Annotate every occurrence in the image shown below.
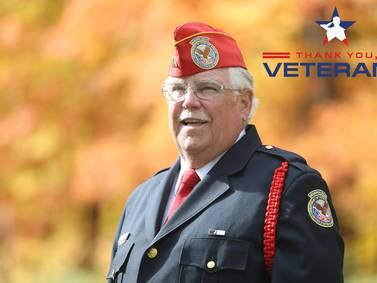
[107,22,344,283]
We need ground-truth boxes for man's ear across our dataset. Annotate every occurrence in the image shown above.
[239,89,252,120]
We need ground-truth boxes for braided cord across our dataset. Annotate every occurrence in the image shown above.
[263,161,289,273]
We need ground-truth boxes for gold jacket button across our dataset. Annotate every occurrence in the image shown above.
[147,247,158,259]
[207,260,216,269]
[265,145,274,149]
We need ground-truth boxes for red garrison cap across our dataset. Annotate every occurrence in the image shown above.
[168,22,247,77]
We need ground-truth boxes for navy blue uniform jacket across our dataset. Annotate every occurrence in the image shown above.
[107,125,344,283]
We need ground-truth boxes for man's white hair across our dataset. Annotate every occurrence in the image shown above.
[228,67,259,121]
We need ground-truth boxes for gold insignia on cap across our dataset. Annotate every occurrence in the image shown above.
[171,55,179,68]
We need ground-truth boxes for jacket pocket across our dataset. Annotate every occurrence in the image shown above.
[107,240,134,283]
[179,237,250,283]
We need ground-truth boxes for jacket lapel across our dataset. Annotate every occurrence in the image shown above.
[153,174,230,243]
[144,160,180,241]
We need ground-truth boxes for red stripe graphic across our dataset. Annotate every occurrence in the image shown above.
[262,56,290,58]
[262,52,290,55]
[262,52,291,59]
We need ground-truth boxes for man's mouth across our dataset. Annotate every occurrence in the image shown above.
[180,118,208,126]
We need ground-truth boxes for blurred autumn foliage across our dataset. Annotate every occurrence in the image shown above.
[0,0,376,282]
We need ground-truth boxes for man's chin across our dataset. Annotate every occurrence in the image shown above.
[178,138,208,155]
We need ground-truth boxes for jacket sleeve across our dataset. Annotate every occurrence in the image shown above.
[271,172,344,283]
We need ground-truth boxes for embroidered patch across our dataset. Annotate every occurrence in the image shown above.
[190,36,219,69]
[307,189,334,228]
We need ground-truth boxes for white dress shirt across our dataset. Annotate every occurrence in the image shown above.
[161,129,246,225]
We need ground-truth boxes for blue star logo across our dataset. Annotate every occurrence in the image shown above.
[316,7,356,45]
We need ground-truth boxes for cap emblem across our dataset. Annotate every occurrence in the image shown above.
[190,36,219,70]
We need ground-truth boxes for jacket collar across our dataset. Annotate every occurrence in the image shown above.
[208,124,262,178]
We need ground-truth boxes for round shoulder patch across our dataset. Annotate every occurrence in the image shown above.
[190,36,219,70]
[307,189,334,228]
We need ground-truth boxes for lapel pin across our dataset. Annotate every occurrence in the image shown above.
[118,232,130,246]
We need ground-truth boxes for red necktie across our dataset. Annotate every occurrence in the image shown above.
[165,169,200,223]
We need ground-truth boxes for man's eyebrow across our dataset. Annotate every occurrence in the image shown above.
[194,80,218,83]
[165,78,221,85]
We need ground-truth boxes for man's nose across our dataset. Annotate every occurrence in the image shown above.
[181,88,201,108]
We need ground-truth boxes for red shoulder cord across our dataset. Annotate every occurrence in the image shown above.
[263,161,289,274]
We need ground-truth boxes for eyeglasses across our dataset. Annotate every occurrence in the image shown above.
[161,80,239,102]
